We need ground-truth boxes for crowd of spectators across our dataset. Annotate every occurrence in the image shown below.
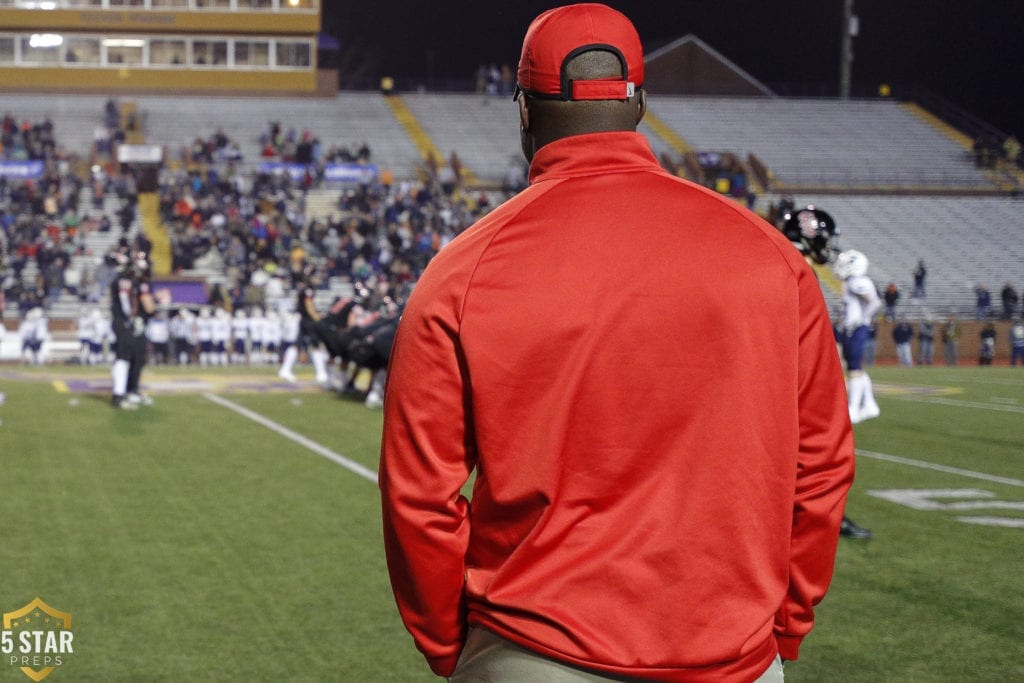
[1,102,148,317]
[257,120,372,169]
[2,112,83,314]
[158,133,499,314]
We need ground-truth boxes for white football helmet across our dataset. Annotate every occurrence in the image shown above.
[833,250,869,279]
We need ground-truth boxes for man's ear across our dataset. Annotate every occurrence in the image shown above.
[635,88,647,125]
[518,95,530,132]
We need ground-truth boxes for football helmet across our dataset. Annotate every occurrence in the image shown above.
[833,249,869,279]
[782,206,840,265]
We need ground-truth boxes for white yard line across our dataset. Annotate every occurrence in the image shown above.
[203,392,1022,493]
[857,449,1024,488]
[886,394,1024,414]
[204,393,379,484]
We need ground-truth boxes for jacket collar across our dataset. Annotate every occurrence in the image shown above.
[528,131,662,184]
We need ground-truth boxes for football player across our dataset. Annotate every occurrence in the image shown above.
[248,306,266,364]
[84,309,106,365]
[145,310,171,365]
[110,251,155,408]
[783,208,875,540]
[296,282,330,385]
[77,308,96,365]
[344,297,401,408]
[20,308,48,365]
[195,307,214,366]
[263,310,282,364]
[277,311,302,383]
[833,249,882,425]
[231,308,249,365]
[211,307,231,366]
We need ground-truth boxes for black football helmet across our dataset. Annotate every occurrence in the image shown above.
[782,206,840,265]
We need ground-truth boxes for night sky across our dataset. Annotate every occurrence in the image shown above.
[322,1,1023,140]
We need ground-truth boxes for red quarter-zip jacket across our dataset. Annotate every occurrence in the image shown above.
[380,131,854,681]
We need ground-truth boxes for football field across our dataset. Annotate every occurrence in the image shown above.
[1,364,1021,682]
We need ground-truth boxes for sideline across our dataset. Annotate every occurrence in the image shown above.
[204,393,379,484]
[857,449,1024,488]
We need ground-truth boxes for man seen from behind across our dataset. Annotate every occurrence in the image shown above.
[379,4,855,681]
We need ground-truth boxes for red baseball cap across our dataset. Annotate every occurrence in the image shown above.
[515,3,644,102]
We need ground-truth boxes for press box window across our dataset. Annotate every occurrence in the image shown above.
[150,39,186,66]
[64,37,101,65]
[193,40,228,66]
[104,38,144,66]
[275,40,310,68]
[21,34,62,64]
[0,37,14,65]
[235,40,270,67]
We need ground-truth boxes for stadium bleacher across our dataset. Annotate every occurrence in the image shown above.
[645,96,1010,191]
[3,91,1023,334]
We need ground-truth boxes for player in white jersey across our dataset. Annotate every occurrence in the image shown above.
[231,309,249,364]
[146,311,171,365]
[211,308,231,366]
[20,308,48,364]
[277,311,302,383]
[833,249,882,425]
[94,312,114,365]
[248,306,266,364]
[263,310,282,363]
[77,309,96,365]
[196,308,214,366]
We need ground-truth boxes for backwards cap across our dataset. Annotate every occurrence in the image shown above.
[515,3,644,102]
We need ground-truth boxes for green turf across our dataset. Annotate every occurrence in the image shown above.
[0,364,1021,681]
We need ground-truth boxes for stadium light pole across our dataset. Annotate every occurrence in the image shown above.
[839,0,857,99]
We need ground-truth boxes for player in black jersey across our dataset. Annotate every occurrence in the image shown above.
[110,251,155,409]
[278,279,331,385]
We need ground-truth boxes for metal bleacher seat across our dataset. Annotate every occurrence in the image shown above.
[647,96,996,191]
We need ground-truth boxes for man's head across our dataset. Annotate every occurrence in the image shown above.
[514,3,647,162]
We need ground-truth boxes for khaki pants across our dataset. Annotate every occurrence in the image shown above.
[449,627,784,682]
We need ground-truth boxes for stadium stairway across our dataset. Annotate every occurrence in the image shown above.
[642,109,693,155]
[383,94,480,186]
[305,188,340,224]
[139,193,172,276]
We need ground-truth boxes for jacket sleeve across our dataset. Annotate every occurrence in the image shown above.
[379,275,474,677]
[775,262,856,660]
